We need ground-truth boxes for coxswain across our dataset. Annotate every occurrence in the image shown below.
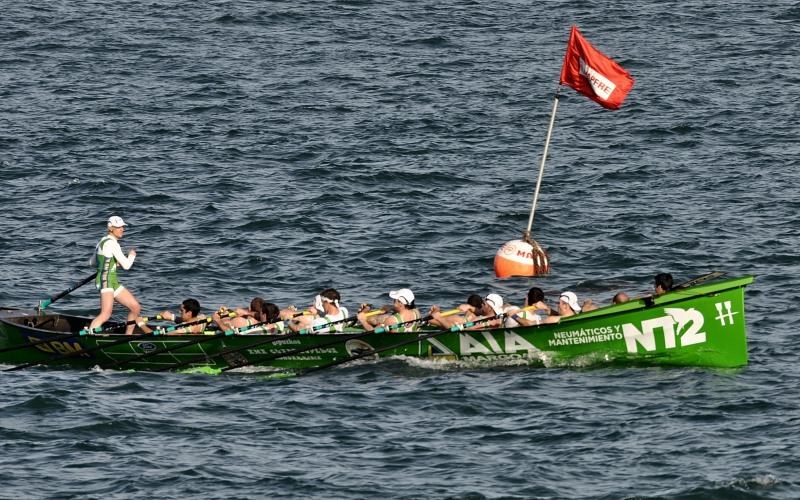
[357,288,421,332]
[88,216,141,335]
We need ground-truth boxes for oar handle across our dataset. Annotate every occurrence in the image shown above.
[371,308,460,334]
[79,314,167,335]
[153,311,240,335]
[295,308,384,335]
[452,304,538,331]
[221,310,308,336]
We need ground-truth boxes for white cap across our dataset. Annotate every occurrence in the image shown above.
[107,216,128,228]
[560,291,582,313]
[484,293,504,315]
[389,288,415,305]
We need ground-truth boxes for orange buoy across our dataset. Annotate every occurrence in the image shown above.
[494,239,550,278]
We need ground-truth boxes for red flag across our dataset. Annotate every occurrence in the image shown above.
[559,26,634,110]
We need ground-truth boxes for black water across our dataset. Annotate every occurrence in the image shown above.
[1,1,799,498]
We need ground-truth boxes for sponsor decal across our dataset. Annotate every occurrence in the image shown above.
[32,339,89,357]
[271,339,302,346]
[622,307,710,354]
[714,301,738,326]
[345,339,375,358]
[246,347,339,356]
[457,331,539,356]
[138,342,157,353]
[579,59,616,100]
[548,326,624,347]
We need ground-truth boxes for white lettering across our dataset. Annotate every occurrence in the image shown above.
[504,331,538,355]
[579,59,616,100]
[482,332,503,354]
[665,307,706,346]
[459,334,492,355]
[622,308,707,353]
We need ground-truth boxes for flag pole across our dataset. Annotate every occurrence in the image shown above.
[523,87,561,243]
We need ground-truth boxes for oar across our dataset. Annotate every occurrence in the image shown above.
[101,311,309,370]
[674,271,726,290]
[2,313,235,372]
[80,313,168,335]
[642,271,728,306]
[37,273,95,312]
[0,313,166,356]
[217,308,462,373]
[294,305,538,376]
[152,308,388,373]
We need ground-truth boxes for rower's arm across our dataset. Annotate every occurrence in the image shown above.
[429,312,462,330]
[356,311,375,331]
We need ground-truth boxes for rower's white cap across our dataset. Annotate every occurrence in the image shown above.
[107,216,128,228]
[560,291,582,313]
[389,288,415,305]
[484,293,504,315]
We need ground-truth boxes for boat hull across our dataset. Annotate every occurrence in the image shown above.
[0,276,753,371]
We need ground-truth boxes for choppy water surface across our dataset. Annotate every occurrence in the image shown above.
[1,1,799,498]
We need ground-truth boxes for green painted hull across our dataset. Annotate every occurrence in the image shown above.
[0,276,753,372]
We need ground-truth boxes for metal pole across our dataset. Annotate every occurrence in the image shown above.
[523,91,560,242]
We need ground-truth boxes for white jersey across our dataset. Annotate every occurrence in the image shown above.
[502,306,523,328]
[311,307,350,334]
[506,308,549,328]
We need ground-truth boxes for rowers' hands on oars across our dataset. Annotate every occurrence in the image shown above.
[278,305,297,321]
[357,303,382,331]
[429,305,444,327]
[429,305,463,330]
[158,310,178,322]
[212,307,231,329]
[457,303,479,321]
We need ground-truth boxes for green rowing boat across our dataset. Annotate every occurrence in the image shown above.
[0,275,753,372]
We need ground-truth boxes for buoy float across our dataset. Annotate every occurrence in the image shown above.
[494,239,550,278]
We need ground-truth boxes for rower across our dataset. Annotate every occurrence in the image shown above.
[357,288,421,332]
[480,293,523,328]
[429,294,485,330]
[654,273,674,296]
[153,298,207,335]
[612,292,630,304]
[213,297,265,331]
[507,287,552,326]
[248,302,285,335]
[288,288,349,334]
[557,291,582,317]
